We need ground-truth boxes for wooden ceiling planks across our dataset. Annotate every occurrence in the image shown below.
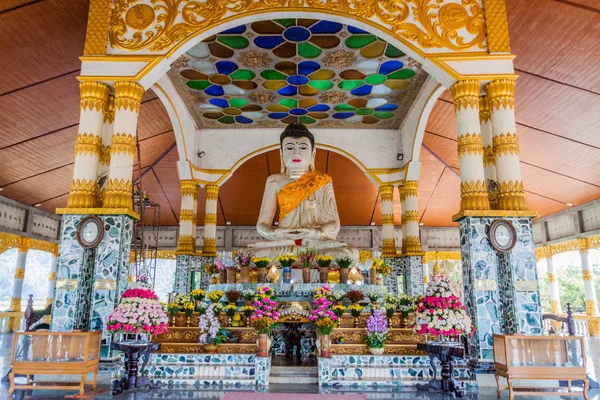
[137,98,173,141]
[416,148,447,223]
[38,193,69,214]
[0,164,73,206]
[137,168,178,226]
[138,131,176,170]
[418,168,461,226]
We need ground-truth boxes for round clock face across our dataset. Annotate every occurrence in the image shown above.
[489,219,516,253]
[77,216,104,248]
[81,221,99,244]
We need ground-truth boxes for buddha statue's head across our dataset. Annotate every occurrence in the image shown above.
[279,123,315,176]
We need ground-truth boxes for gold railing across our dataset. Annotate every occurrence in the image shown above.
[542,313,600,338]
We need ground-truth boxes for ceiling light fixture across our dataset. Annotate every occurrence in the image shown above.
[370,222,375,226]
[34,203,42,207]
[274,222,279,226]
[419,222,424,226]
[226,221,231,225]
[566,203,574,207]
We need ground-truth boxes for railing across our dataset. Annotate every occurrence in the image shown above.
[0,312,24,333]
[543,309,600,338]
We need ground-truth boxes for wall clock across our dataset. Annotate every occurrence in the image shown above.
[76,216,104,249]
[488,219,517,253]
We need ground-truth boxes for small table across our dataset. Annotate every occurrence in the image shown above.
[112,341,161,395]
[416,341,465,398]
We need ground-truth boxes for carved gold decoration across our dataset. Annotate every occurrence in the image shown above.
[14,268,25,280]
[74,133,103,158]
[247,91,275,104]
[497,180,527,211]
[114,81,144,113]
[450,80,479,111]
[99,145,111,166]
[83,0,111,55]
[457,133,484,157]
[402,210,419,223]
[177,234,196,254]
[179,210,197,223]
[381,214,395,226]
[55,207,140,220]
[0,233,21,255]
[379,185,394,203]
[10,297,21,312]
[400,181,418,201]
[485,79,516,110]
[28,239,58,256]
[479,96,490,123]
[493,133,520,157]
[205,184,219,201]
[180,180,198,199]
[319,91,348,105]
[109,0,485,53]
[585,300,598,316]
[583,270,593,281]
[460,180,490,211]
[452,209,537,221]
[382,238,397,257]
[103,178,133,209]
[80,81,109,112]
[103,95,115,124]
[586,234,600,249]
[578,237,589,253]
[403,236,422,254]
[422,251,461,264]
[202,237,216,255]
[67,179,99,208]
[126,4,156,30]
[322,50,357,69]
[110,133,137,157]
[535,246,551,262]
[49,272,57,282]
[238,50,272,68]
[550,300,560,314]
[204,213,217,226]
[483,145,495,167]
[547,273,556,283]
[482,0,511,53]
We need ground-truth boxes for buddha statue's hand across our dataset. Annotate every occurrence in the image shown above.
[277,228,320,241]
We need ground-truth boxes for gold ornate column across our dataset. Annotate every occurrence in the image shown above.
[380,185,397,257]
[103,82,144,210]
[97,95,115,205]
[485,79,528,211]
[399,181,421,255]
[202,184,219,256]
[578,238,599,336]
[9,237,29,330]
[67,82,109,208]
[177,180,199,254]
[480,96,497,209]
[540,246,562,314]
[451,80,490,211]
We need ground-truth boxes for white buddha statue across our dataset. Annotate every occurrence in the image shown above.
[249,124,359,260]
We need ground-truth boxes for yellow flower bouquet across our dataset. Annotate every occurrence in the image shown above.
[207,290,224,303]
[372,259,392,276]
[348,303,364,318]
[252,257,271,269]
[276,254,297,268]
[181,301,195,317]
[315,255,334,268]
[190,289,205,301]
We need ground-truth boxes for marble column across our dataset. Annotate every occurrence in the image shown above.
[451,80,490,211]
[202,184,219,256]
[103,82,144,210]
[9,238,29,330]
[479,96,497,209]
[579,238,599,336]
[380,185,397,258]
[177,180,199,254]
[544,248,562,314]
[98,95,115,204]
[485,79,528,211]
[399,181,421,255]
[67,82,109,208]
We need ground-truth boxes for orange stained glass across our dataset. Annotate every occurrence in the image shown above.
[309,36,340,49]
[298,19,319,27]
[360,41,386,58]
[263,81,287,90]
[181,70,207,80]
[363,115,379,124]
[340,70,365,80]
[299,85,319,96]
[349,98,368,108]
[277,170,332,221]
[251,20,284,34]
[275,61,297,76]
[233,81,257,90]
[385,80,411,90]
[308,69,335,80]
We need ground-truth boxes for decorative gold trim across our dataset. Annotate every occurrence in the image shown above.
[93,278,117,290]
[379,186,394,202]
[179,210,197,223]
[457,133,484,157]
[99,145,111,166]
[535,246,551,262]
[460,180,490,211]
[450,80,480,111]
[56,207,140,220]
[578,238,589,253]
[56,279,79,290]
[10,297,21,312]
[204,213,217,226]
[550,300,560,314]
[485,78,516,110]
[548,273,556,283]
[403,236,422,254]
[180,180,198,199]
[452,209,538,221]
[381,214,395,226]
[482,0,511,53]
[585,300,597,316]
[80,81,109,112]
[28,239,58,256]
[83,0,111,55]
[74,133,102,157]
[493,133,520,157]
[382,238,397,258]
[67,179,99,209]
[103,179,133,209]
[497,180,527,211]
[103,95,115,124]
[483,145,495,167]
[587,234,600,249]
[114,81,144,113]
[402,210,419,223]
[205,184,219,201]
[583,270,594,281]
[48,272,57,282]
[202,236,216,256]
[399,181,418,201]
[0,233,21,255]
[110,133,137,158]
[14,268,25,280]
[479,96,490,123]
[177,234,196,254]
[422,251,462,264]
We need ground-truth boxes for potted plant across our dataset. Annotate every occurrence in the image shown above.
[224,304,237,326]
[365,309,389,355]
[333,290,346,306]
[204,263,219,284]
[199,304,227,353]
[314,317,336,358]
[276,254,297,284]
[207,290,224,304]
[196,301,208,316]
[242,289,255,306]
[250,286,279,356]
[348,303,364,327]
[315,255,334,283]
[345,289,364,304]
[242,305,254,326]
[371,258,392,285]
[181,301,195,326]
[397,294,415,328]
[309,289,338,358]
[298,247,316,283]
[190,289,205,307]
[252,257,271,283]
[234,250,254,283]
[366,290,381,307]
[384,303,396,319]
[225,290,241,305]
[333,305,346,319]
[167,303,180,326]
[335,256,353,284]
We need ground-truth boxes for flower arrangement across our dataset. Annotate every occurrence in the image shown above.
[224,304,238,318]
[309,297,337,323]
[243,289,255,301]
[384,304,396,318]
[225,290,242,304]
[199,304,227,345]
[181,302,195,317]
[366,290,382,303]
[234,250,255,266]
[217,251,236,269]
[256,286,275,299]
[332,290,346,301]
[333,305,346,318]
[276,254,297,268]
[251,317,276,335]
[335,256,353,269]
[384,294,397,306]
[190,289,205,301]
[398,294,416,317]
[414,275,474,337]
[212,303,223,314]
[167,303,180,316]
[314,318,337,335]
[242,305,255,318]
[346,289,364,304]
[371,258,392,276]
[196,302,209,315]
[365,309,389,349]
[173,294,192,307]
[207,290,224,303]
[252,257,271,269]
[348,303,364,318]
[315,255,334,268]
[249,287,279,335]
[106,277,169,335]
[297,247,317,268]
[313,285,333,301]
[204,263,218,275]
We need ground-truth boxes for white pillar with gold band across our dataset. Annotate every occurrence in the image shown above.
[380,185,397,257]
[67,82,109,208]
[400,181,421,255]
[485,79,527,211]
[44,245,58,323]
[202,184,219,256]
[544,248,562,314]
[9,238,29,330]
[479,96,497,209]
[98,95,115,204]
[579,239,599,315]
[178,180,199,254]
[103,82,144,210]
[451,80,490,211]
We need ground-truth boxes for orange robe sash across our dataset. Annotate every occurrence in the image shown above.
[277,170,332,222]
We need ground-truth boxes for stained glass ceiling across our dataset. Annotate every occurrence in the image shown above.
[168,18,428,129]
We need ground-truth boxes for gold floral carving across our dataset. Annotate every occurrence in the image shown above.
[422,251,461,264]
[382,238,397,257]
[403,235,422,254]
[238,50,272,68]
[83,0,111,55]
[0,233,21,255]
[585,301,597,316]
[103,179,134,209]
[14,268,25,279]
[109,0,485,53]
[497,180,527,211]
[104,95,116,124]
[180,180,198,199]
[483,145,495,167]
[583,270,593,281]
[247,91,276,105]
[74,134,103,158]
[179,209,197,223]
[29,239,58,256]
[485,79,515,110]
[460,180,490,211]
[68,179,99,208]
[204,212,217,225]
[10,297,21,312]
[381,214,395,226]
[450,80,479,111]
[126,4,156,30]
[319,91,348,105]
[535,246,550,261]
[114,82,144,113]
[400,181,418,201]
[493,133,520,157]
[547,273,556,283]
[479,96,490,124]
[202,237,216,255]
[322,50,357,69]
[379,185,394,202]
[49,271,57,281]
[177,234,196,254]
[205,184,219,201]
[99,145,111,166]
[80,81,109,112]
[586,234,600,250]
[402,210,419,223]
[55,208,140,219]
[110,133,137,157]
[482,0,511,53]
[457,133,484,157]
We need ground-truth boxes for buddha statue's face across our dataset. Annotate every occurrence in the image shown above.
[281,136,313,172]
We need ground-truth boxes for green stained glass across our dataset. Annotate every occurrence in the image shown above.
[338,80,364,90]
[308,80,333,90]
[261,70,287,80]
[186,80,211,90]
[230,69,255,80]
[298,42,321,58]
[299,115,315,124]
[387,69,415,79]
[364,74,386,85]
[385,44,405,58]
[275,19,296,28]
[229,98,248,108]
[280,98,298,109]
[217,36,249,49]
[334,104,355,112]
[373,111,394,119]
[345,34,377,49]
[355,108,374,116]
[219,116,235,124]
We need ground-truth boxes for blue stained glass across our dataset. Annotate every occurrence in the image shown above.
[283,26,311,42]
[215,61,238,75]
[205,85,225,96]
[278,85,298,96]
[374,104,398,112]
[350,85,372,96]
[209,98,229,108]
[379,60,403,76]
[287,75,309,86]
[309,21,343,34]
[289,108,308,116]
[348,26,369,34]
[254,36,286,49]
[308,104,330,112]
[298,61,320,76]
[269,112,289,119]
[332,112,354,119]
[221,25,246,34]
[235,115,253,124]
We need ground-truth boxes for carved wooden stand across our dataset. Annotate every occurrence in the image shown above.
[112,342,161,395]
[416,342,465,398]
